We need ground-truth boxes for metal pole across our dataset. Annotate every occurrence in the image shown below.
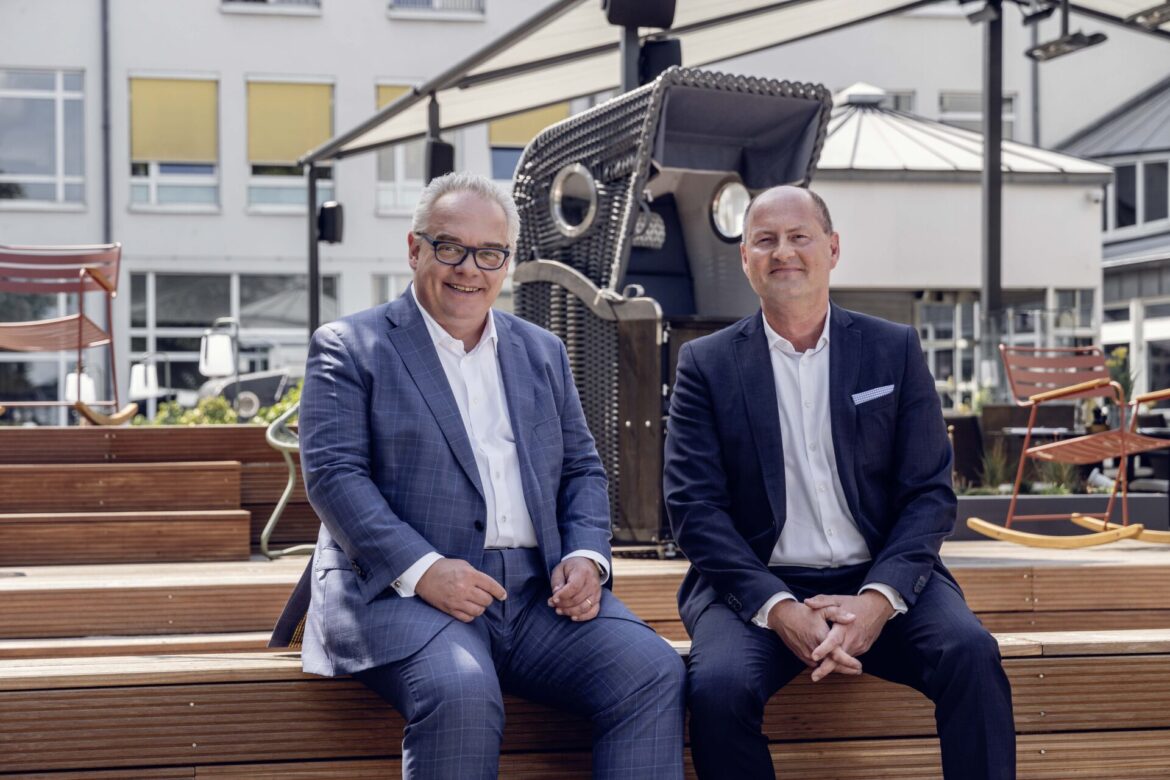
[981,0,1004,393]
[307,163,320,336]
[100,0,112,244]
[620,26,639,92]
[1030,22,1040,146]
[428,93,441,139]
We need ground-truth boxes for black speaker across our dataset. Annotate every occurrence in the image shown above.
[603,0,675,30]
[317,201,344,244]
[639,37,681,85]
[425,139,455,182]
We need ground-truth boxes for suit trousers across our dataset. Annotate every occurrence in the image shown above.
[687,563,1015,780]
[355,548,685,780]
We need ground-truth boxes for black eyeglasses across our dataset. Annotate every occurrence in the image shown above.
[416,233,511,271]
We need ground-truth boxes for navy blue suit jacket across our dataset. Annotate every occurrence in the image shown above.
[293,292,634,676]
[664,304,958,634]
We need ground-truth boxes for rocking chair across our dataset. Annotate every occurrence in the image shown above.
[967,345,1170,548]
[0,244,137,425]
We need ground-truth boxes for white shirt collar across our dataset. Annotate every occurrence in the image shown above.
[408,284,497,356]
[761,307,832,358]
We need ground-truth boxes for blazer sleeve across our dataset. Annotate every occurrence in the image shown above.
[299,323,438,604]
[862,326,956,605]
[664,340,787,624]
[551,339,613,562]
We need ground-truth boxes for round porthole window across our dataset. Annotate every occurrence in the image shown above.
[550,163,598,239]
[711,179,751,242]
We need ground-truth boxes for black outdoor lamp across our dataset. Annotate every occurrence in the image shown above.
[1025,0,1107,61]
[1127,2,1170,29]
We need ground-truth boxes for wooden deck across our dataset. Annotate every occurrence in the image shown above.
[5,540,1170,649]
[2,631,1169,778]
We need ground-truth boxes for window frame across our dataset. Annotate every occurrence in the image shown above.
[1103,155,1170,238]
[938,90,1016,140]
[0,68,85,211]
[130,161,221,213]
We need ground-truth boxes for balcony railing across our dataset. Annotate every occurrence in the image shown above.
[225,0,321,8]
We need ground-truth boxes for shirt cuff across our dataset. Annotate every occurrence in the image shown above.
[752,591,797,628]
[563,550,610,585]
[860,582,908,617]
[392,552,444,597]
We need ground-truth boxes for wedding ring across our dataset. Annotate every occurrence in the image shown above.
[586,597,593,608]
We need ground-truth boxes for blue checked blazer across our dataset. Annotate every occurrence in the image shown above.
[289,291,630,676]
[664,304,960,635]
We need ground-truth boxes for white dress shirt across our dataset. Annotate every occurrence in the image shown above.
[392,288,608,597]
[752,311,907,627]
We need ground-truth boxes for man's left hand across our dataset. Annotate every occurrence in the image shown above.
[805,591,894,665]
[547,557,601,622]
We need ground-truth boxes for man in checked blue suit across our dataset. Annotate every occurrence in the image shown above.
[295,172,684,778]
[664,186,1015,779]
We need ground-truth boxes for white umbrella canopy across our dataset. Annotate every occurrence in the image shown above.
[302,0,928,162]
[302,0,1170,165]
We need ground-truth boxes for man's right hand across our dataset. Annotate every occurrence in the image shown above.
[415,558,507,623]
[766,599,862,682]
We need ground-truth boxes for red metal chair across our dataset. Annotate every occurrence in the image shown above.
[0,244,137,425]
[967,344,1170,548]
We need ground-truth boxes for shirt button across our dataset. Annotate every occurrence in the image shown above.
[804,400,812,408]
[817,484,826,493]
[809,443,818,451]
[827,528,835,537]
[500,514,508,523]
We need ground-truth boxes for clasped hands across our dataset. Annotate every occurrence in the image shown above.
[415,556,601,623]
[766,591,894,682]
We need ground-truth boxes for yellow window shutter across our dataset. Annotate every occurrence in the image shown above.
[377,84,411,109]
[130,78,218,163]
[489,103,570,147]
[247,81,333,165]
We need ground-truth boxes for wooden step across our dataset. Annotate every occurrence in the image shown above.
[6,542,1170,641]
[0,462,241,513]
[1,632,1168,778]
[0,510,251,566]
[0,632,273,660]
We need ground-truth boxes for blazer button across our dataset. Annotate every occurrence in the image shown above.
[474,520,485,531]
[350,561,365,579]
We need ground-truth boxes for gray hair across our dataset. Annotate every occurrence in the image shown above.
[411,171,521,248]
[741,185,834,241]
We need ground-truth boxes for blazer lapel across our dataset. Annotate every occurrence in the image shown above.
[829,304,863,522]
[385,292,484,498]
[734,313,787,534]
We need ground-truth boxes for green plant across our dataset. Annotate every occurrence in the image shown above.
[1031,459,1082,495]
[133,396,238,426]
[979,437,1011,490]
[251,380,302,425]
[1106,346,1138,403]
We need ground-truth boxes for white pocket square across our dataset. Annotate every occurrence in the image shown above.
[852,384,894,406]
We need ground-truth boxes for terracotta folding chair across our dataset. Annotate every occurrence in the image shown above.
[967,344,1170,548]
[0,244,137,425]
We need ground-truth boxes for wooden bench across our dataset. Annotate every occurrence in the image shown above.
[0,426,316,552]
[6,541,1170,644]
[2,631,1169,778]
[0,462,249,566]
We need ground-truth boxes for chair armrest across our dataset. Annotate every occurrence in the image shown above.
[1028,377,1111,404]
[1134,388,1170,406]
[81,265,115,293]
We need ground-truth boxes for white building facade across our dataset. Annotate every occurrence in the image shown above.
[2,0,1167,421]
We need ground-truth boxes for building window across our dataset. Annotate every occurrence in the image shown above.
[939,91,1015,139]
[0,291,80,425]
[1104,158,1169,234]
[247,80,334,211]
[1144,160,1168,223]
[388,0,485,12]
[880,90,915,112]
[224,0,320,7]
[129,77,219,209]
[129,271,338,415]
[0,69,84,206]
[488,103,570,184]
[374,84,425,213]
